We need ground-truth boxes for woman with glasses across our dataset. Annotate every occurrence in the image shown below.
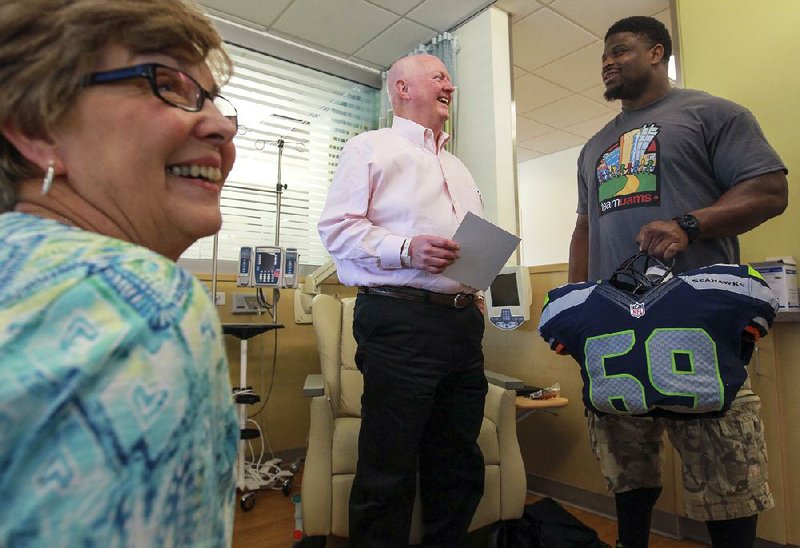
[0,0,239,545]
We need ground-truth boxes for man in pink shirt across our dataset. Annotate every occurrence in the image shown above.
[318,53,487,547]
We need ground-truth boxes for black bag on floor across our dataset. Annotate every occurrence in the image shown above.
[489,497,611,548]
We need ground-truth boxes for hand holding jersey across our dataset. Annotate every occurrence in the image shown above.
[636,218,692,260]
[539,255,779,418]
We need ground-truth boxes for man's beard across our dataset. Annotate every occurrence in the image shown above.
[604,73,649,102]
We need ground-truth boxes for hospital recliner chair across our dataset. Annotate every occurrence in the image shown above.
[301,293,526,544]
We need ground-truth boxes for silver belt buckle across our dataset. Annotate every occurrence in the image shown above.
[453,293,471,309]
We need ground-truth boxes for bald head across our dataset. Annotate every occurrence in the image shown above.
[386,53,444,110]
[386,54,454,135]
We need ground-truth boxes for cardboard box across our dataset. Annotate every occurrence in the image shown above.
[752,256,799,311]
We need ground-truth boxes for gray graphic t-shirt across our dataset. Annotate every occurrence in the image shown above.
[577,88,786,279]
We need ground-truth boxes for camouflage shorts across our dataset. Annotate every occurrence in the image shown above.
[588,393,773,521]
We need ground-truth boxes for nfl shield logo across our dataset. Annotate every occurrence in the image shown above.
[629,302,646,318]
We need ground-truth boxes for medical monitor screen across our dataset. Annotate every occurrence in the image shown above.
[254,247,282,286]
[490,273,520,307]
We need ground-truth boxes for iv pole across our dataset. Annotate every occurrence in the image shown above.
[238,136,304,503]
[270,139,286,323]
[264,137,305,322]
[207,135,305,510]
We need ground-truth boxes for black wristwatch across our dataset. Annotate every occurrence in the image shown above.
[673,214,701,242]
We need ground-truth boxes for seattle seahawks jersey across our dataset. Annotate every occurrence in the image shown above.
[538,264,778,418]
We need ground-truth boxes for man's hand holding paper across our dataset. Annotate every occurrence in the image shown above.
[408,235,460,274]
[443,212,521,290]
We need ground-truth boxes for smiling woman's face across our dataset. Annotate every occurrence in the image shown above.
[52,44,237,259]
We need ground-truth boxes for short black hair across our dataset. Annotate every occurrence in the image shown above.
[605,16,672,64]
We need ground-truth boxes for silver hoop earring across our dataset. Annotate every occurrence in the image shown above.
[41,161,55,195]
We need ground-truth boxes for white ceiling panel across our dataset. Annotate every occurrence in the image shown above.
[407,0,493,31]
[493,0,544,23]
[514,73,572,115]
[366,0,425,15]
[200,0,292,27]
[273,0,396,55]
[349,56,388,73]
[579,83,615,105]
[521,130,585,155]
[564,111,617,139]
[511,8,596,72]
[356,19,437,67]
[526,94,612,127]
[549,0,670,38]
[517,146,543,162]
[533,41,604,93]
[516,116,555,141]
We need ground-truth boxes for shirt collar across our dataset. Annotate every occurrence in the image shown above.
[392,116,450,154]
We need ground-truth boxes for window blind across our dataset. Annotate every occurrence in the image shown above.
[181,43,379,266]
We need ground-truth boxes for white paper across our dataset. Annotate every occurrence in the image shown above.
[443,212,521,290]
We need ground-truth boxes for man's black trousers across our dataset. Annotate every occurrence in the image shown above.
[348,292,487,548]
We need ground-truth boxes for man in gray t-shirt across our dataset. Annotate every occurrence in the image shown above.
[567,16,788,548]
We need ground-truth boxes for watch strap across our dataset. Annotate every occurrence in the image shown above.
[400,238,412,267]
[673,214,700,242]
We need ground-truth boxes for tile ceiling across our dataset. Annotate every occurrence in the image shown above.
[496,0,672,161]
[199,0,494,69]
[200,0,672,162]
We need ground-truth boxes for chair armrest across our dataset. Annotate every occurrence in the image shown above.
[301,395,334,536]
[484,383,513,425]
[485,384,527,520]
[303,374,325,397]
[485,369,524,390]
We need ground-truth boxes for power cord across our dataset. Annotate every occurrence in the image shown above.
[243,418,293,491]
[237,287,288,492]
[249,323,278,419]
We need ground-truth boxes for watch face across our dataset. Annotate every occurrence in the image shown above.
[676,215,700,240]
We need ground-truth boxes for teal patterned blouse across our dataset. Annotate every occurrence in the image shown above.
[0,212,238,547]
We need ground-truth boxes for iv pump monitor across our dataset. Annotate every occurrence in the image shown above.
[254,246,282,287]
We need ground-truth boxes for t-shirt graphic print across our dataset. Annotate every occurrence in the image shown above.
[596,123,661,216]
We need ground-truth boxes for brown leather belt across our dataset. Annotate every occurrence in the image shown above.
[358,286,475,309]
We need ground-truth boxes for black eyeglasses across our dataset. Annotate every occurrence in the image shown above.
[83,63,238,128]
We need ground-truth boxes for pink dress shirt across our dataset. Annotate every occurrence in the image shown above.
[318,116,484,294]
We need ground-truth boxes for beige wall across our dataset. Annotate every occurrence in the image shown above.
[676,0,799,265]
[518,146,580,266]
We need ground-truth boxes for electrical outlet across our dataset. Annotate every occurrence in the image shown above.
[215,292,226,306]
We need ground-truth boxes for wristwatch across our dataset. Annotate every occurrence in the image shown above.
[400,238,412,267]
[673,214,700,242]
